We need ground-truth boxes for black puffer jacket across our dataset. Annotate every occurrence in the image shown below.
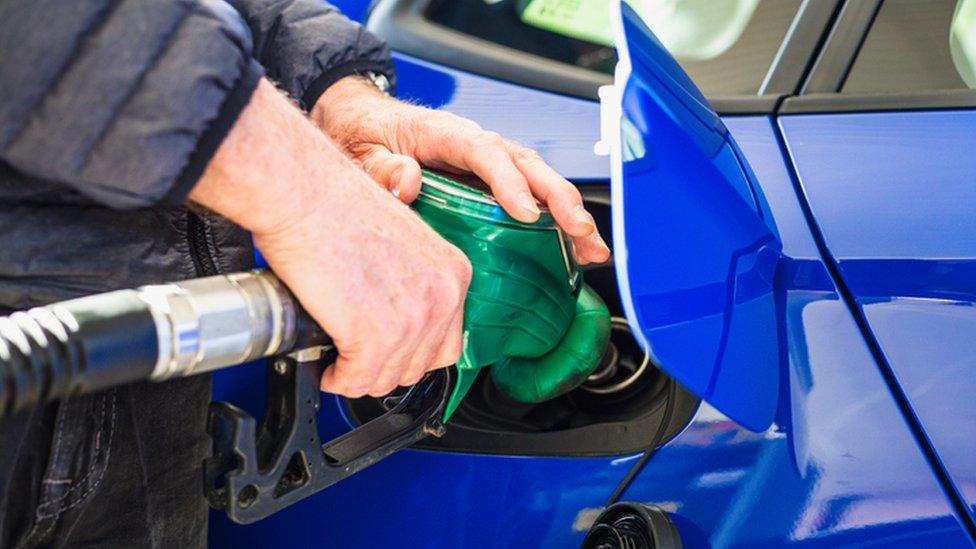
[0,0,393,306]
[0,1,393,545]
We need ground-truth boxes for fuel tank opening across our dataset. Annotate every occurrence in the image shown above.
[581,317,651,395]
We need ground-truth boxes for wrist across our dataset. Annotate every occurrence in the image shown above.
[309,75,392,138]
[191,78,340,237]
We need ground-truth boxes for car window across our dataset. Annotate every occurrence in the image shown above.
[425,0,802,96]
[843,0,976,93]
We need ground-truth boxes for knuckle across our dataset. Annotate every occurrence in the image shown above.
[419,116,445,135]
[344,384,370,399]
[435,249,472,293]
[516,147,544,164]
[566,186,584,205]
[446,112,481,131]
[435,344,462,368]
[426,111,475,134]
[475,131,504,147]
[429,288,457,320]
[368,382,398,397]
[402,371,425,386]
[435,333,464,368]
[445,246,472,274]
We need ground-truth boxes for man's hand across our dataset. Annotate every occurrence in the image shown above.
[310,76,612,265]
[191,79,471,397]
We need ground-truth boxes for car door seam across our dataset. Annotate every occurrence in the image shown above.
[771,116,976,540]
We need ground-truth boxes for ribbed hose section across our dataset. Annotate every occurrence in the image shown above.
[0,309,79,416]
[0,271,325,419]
[0,290,159,418]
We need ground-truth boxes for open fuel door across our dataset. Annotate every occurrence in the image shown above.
[598,2,782,431]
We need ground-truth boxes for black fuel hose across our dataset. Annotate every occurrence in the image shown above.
[0,270,326,418]
[604,377,678,506]
[0,290,159,416]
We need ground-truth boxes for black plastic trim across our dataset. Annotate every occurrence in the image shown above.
[711,95,785,115]
[801,0,881,94]
[760,0,843,95]
[345,376,699,457]
[781,90,976,114]
[367,0,611,100]
[367,0,834,115]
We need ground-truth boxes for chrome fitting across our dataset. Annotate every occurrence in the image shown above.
[139,270,297,380]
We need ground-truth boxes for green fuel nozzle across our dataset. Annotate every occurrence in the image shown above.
[411,170,612,421]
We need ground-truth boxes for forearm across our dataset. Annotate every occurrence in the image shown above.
[189,77,471,399]
[190,78,353,236]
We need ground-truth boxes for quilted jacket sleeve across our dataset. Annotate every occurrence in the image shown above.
[229,0,395,110]
[0,0,264,209]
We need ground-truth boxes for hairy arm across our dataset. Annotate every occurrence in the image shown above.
[191,79,470,397]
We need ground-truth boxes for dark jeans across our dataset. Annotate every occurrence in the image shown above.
[0,376,212,548]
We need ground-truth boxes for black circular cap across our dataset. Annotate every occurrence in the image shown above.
[581,502,682,549]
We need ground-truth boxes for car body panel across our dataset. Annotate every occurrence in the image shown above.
[611,115,969,547]
[607,4,782,431]
[394,54,609,180]
[209,112,971,549]
[325,0,371,23]
[779,110,976,519]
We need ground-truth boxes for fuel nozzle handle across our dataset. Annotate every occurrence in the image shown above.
[0,270,327,417]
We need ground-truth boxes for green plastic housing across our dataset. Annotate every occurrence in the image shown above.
[411,170,611,420]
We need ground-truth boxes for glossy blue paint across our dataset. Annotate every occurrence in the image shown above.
[207,2,976,546]
[209,115,973,548]
[610,4,781,431]
[391,55,456,108]
[611,115,970,547]
[212,439,633,547]
[392,53,609,180]
[325,0,370,23]
[779,112,976,519]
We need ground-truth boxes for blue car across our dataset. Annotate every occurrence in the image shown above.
[211,0,976,546]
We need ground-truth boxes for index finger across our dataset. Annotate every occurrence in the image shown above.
[456,131,542,223]
[505,141,595,238]
[412,116,542,223]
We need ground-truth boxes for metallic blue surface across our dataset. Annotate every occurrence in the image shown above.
[208,2,976,546]
[611,115,970,547]
[212,435,633,547]
[325,0,370,23]
[210,116,972,548]
[779,111,976,520]
[392,53,609,180]
[611,5,781,431]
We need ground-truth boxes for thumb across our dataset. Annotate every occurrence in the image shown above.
[359,147,423,203]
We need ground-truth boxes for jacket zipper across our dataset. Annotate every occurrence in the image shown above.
[187,211,219,277]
